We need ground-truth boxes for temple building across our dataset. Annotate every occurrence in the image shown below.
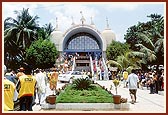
[50,12,116,79]
[50,13,116,59]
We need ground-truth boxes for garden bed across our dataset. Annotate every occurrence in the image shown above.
[56,83,113,103]
[41,81,130,111]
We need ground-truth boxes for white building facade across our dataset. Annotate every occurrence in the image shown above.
[50,15,116,59]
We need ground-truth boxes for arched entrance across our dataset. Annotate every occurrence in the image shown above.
[62,25,104,71]
[62,25,104,59]
[64,32,102,58]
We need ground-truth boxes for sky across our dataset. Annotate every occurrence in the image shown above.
[2,2,165,43]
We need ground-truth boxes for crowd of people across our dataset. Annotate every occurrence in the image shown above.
[3,63,59,111]
[120,68,164,104]
[3,54,164,111]
[137,69,164,93]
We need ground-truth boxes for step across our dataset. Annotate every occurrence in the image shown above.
[41,103,130,111]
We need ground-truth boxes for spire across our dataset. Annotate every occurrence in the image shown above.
[80,11,86,24]
[90,16,94,25]
[90,16,96,28]
[55,17,59,31]
[106,17,110,29]
[71,16,75,26]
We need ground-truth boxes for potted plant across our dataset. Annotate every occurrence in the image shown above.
[112,79,121,104]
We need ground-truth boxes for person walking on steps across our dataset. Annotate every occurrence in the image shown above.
[126,69,139,104]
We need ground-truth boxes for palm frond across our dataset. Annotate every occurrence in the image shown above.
[137,32,155,48]
[108,60,122,69]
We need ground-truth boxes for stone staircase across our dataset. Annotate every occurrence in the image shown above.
[74,56,91,72]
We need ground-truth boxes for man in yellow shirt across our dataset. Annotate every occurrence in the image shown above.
[123,70,128,88]
[4,67,18,111]
[16,63,36,111]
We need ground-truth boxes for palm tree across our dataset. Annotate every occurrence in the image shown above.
[107,51,142,73]
[4,8,39,69]
[135,31,164,70]
[124,14,164,70]
[38,23,54,40]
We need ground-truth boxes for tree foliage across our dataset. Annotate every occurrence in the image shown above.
[4,8,56,70]
[4,8,39,69]
[107,51,142,72]
[124,14,164,70]
[106,41,130,60]
[25,39,59,69]
[37,23,54,40]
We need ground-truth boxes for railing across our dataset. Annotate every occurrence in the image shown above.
[102,58,109,80]
[72,57,76,71]
[90,56,94,77]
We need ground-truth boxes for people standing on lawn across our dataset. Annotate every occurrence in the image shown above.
[126,69,139,104]
[16,63,36,111]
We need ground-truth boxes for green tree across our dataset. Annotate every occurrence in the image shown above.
[124,14,164,70]
[38,23,54,40]
[106,41,130,60]
[107,51,142,73]
[25,39,59,69]
[4,8,39,69]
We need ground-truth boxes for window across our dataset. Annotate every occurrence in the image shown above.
[66,32,100,50]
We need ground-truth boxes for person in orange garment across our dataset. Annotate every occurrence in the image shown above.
[49,69,59,94]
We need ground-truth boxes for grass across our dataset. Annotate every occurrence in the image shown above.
[56,84,113,103]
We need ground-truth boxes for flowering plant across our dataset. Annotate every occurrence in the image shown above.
[113,79,120,95]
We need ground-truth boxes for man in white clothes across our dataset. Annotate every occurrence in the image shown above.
[126,69,139,104]
[35,69,46,105]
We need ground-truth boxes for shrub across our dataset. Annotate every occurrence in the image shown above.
[72,78,91,90]
[56,84,113,103]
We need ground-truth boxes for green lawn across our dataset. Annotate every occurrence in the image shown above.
[56,84,113,103]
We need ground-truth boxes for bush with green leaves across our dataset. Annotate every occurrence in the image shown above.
[72,78,92,90]
[25,38,59,69]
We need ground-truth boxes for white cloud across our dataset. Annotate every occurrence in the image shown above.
[104,3,139,11]
[44,4,99,32]
[2,2,38,20]
[2,2,163,44]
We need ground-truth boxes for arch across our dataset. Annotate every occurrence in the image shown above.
[65,32,101,51]
[62,25,104,52]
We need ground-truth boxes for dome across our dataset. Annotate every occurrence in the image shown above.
[50,29,63,50]
[50,29,63,42]
[101,18,116,46]
[50,17,63,51]
[102,28,116,46]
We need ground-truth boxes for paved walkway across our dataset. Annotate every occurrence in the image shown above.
[95,80,165,113]
[32,80,166,113]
